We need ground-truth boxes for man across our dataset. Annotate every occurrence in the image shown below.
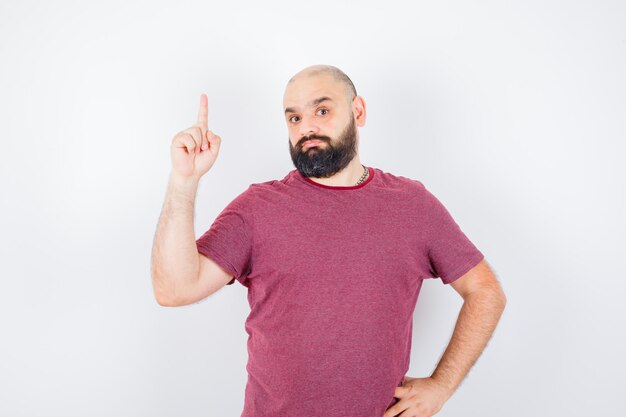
[151,64,507,417]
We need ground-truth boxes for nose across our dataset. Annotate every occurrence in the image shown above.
[298,116,320,140]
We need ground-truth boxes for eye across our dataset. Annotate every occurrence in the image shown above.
[317,108,329,116]
[289,115,300,123]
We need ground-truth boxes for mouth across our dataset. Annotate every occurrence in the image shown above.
[302,140,323,150]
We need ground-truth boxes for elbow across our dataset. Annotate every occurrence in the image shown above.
[154,293,179,307]
[493,288,507,316]
[470,285,507,311]
[487,285,507,311]
[151,273,180,307]
[153,288,178,307]
[497,285,507,309]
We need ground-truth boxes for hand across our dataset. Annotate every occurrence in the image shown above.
[170,93,222,180]
[383,376,449,417]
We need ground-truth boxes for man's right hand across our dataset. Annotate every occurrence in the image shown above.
[170,93,221,180]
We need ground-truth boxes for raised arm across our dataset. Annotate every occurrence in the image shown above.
[150,94,225,306]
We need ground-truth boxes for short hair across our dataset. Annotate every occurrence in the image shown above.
[288,64,357,103]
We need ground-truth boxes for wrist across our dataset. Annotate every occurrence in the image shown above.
[429,375,455,401]
[169,172,200,187]
[167,172,200,201]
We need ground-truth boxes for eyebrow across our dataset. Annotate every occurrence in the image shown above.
[284,96,334,114]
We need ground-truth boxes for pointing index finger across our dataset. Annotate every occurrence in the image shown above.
[197,93,208,128]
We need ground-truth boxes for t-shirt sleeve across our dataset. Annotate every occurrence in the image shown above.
[195,187,253,287]
[420,182,484,285]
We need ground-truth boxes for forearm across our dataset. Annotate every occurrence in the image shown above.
[430,287,506,399]
[151,173,201,305]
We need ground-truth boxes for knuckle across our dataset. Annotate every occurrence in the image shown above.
[175,132,187,143]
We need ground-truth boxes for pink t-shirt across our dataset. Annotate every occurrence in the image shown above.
[196,166,484,417]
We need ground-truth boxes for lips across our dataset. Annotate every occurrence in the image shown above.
[302,140,322,149]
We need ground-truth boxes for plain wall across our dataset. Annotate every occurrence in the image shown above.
[1,0,624,416]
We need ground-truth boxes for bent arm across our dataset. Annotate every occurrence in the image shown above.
[150,173,201,306]
[430,261,507,400]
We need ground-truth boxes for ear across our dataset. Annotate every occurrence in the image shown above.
[352,95,367,127]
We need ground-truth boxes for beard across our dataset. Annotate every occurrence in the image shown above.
[288,116,358,178]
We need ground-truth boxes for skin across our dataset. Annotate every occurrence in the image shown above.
[154,66,507,414]
[284,66,507,417]
[384,259,506,417]
[283,65,368,186]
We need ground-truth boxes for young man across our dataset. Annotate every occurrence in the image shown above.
[151,64,507,417]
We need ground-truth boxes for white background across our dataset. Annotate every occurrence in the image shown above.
[1,0,624,416]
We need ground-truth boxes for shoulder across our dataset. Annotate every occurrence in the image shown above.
[372,168,447,213]
[244,169,299,197]
[372,167,428,194]
[229,171,293,206]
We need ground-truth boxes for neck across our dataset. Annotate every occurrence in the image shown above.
[305,158,366,187]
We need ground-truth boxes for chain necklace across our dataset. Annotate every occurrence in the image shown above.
[355,164,369,185]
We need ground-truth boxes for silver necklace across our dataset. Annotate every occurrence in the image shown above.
[355,165,369,185]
